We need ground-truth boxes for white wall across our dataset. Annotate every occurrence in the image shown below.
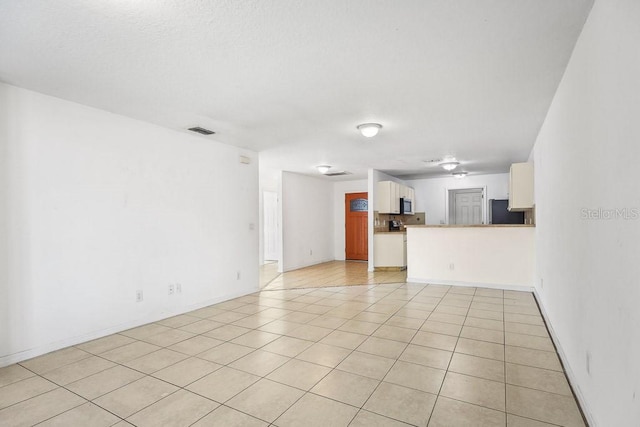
[0,86,8,365]
[333,179,368,260]
[0,83,259,366]
[407,227,535,290]
[532,1,639,425]
[280,172,334,272]
[406,173,509,225]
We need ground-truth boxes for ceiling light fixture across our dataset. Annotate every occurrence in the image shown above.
[440,161,460,171]
[452,171,468,179]
[316,165,331,174]
[357,123,382,138]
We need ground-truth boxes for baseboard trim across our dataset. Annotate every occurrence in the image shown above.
[375,266,407,272]
[533,289,595,427]
[282,257,336,273]
[0,287,257,368]
[406,277,534,293]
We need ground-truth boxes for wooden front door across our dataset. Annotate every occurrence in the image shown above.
[345,192,368,260]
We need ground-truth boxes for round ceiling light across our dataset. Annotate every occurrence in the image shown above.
[452,171,468,179]
[440,161,460,171]
[357,123,382,138]
[316,165,331,174]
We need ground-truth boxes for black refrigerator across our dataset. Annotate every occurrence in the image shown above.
[489,199,525,224]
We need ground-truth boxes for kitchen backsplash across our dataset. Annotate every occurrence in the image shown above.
[374,211,426,232]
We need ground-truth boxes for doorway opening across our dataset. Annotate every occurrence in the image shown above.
[448,188,485,225]
[261,190,280,287]
[345,192,368,261]
[263,191,279,262]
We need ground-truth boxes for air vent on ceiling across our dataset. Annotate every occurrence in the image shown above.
[324,171,352,177]
[423,158,443,164]
[188,126,215,135]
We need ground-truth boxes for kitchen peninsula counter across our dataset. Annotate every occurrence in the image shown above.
[406,224,535,290]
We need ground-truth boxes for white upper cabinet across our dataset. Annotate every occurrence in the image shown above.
[400,185,409,200]
[377,181,400,214]
[508,162,534,211]
[377,181,415,214]
[407,187,415,203]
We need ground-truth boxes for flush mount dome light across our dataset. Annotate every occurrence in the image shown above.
[440,161,460,171]
[357,123,382,137]
[316,165,331,174]
[452,171,468,179]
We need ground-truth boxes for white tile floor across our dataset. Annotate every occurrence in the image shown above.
[0,283,586,426]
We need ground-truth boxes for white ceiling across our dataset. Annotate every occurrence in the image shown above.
[0,0,593,181]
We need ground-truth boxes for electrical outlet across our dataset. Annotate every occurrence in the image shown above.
[176,283,182,293]
[449,263,455,270]
[136,290,143,302]
[310,249,313,256]
[236,271,241,280]
[168,284,175,295]
[586,351,591,375]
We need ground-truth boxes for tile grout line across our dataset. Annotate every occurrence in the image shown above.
[1,282,579,426]
[259,282,403,426]
[425,285,475,426]
[184,286,566,425]
[351,283,432,426]
[30,301,305,425]
[189,282,383,426]
[9,286,330,410]
[353,284,458,426]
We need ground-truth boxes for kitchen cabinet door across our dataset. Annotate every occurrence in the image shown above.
[374,233,406,267]
[508,163,534,211]
[376,181,401,214]
[391,182,400,213]
[376,181,391,213]
[377,181,417,214]
[399,185,408,200]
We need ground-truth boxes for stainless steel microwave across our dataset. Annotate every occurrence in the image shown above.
[400,198,413,215]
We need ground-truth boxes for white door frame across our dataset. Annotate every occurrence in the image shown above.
[262,191,279,262]
[444,186,487,225]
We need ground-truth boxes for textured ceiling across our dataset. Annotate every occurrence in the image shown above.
[0,0,593,180]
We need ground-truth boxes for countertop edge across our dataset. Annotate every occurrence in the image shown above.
[374,231,408,234]
[404,224,535,228]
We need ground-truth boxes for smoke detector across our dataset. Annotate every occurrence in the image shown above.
[324,171,352,177]
[188,126,215,135]
[423,158,444,164]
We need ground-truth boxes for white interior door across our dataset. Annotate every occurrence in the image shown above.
[263,191,279,261]
[451,189,484,225]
